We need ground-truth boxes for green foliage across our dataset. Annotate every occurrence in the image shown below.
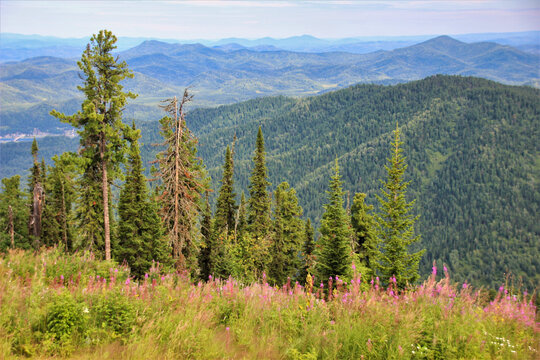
[198,191,213,281]
[214,145,237,235]
[45,292,88,353]
[269,182,304,285]
[0,249,538,359]
[316,159,352,284]
[298,218,316,284]
[376,125,425,288]
[247,126,272,240]
[0,175,30,250]
[41,152,78,250]
[92,291,136,340]
[50,29,136,259]
[351,192,378,276]
[116,124,172,278]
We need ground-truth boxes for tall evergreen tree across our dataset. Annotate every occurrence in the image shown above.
[316,159,352,284]
[235,191,247,240]
[153,91,206,271]
[28,139,45,249]
[247,126,272,239]
[375,123,424,288]
[0,176,29,250]
[351,192,378,274]
[198,191,214,281]
[214,145,237,235]
[51,30,136,260]
[41,153,78,250]
[115,124,171,278]
[299,218,316,283]
[269,182,304,285]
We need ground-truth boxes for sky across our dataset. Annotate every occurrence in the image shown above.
[1,0,539,40]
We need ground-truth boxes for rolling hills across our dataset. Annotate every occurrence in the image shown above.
[2,75,538,289]
[1,35,538,135]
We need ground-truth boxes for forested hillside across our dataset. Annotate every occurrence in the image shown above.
[2,75,538,289]
[180,75,540,289]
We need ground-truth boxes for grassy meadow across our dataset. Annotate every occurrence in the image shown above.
[0,247,537,359]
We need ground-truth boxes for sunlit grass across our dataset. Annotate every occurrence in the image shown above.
[0,247,538,359]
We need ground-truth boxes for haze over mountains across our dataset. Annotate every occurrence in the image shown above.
[1,33,538,136]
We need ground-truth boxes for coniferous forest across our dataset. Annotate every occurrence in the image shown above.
[0,30,538,359]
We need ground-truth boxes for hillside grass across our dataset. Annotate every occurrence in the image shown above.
[0,247,537,359]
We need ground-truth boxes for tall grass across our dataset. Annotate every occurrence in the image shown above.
[0,248,538,359]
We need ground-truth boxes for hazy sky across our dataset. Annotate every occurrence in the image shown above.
[1,0,539,40]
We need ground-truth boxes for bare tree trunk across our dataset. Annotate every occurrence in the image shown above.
[31,183,44,249]
[61,179,68,250]
[173,96,180,262]
[8,205,14,248]
[101,133,111,260]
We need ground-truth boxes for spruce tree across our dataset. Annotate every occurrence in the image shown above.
[351,192,378,274]
[235,191,247,240]
[247,126,272,239]
[269,182,304,285]
[51,30,136,260]
[316,159,352,284]
[115,123,171,278]
[375,124,424,288]
[0,176,29,250]
[198,191,214,281]
[41,153,78,250]
[214,145,237,235]
[299,218,316,283]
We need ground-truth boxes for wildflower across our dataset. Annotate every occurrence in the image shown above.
[352,263,356,271]
[125,278,130,285]
[462,282,468,289]
[226,327,230,332]
[82,307,89,314]
[499,285,504,292]
[432,265,437,276]
[443,265,448,273]
[60,275,64,281]
[145,273,149,279]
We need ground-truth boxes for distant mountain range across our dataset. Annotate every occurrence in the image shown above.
[1,34,538,136]
[2,31,539,62]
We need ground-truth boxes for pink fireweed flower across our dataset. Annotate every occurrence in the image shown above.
[443,265,448,273]
[145,273,149,279]
[352,263,356,271]
[432,265,437,276]
[125,278,130,285]
[462,282,468,289]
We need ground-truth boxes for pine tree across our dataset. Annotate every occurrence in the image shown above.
[299,218,316,283]
[198,191,214,281]
[351,192,378,274]
[0,176,29,250]
[375,124,424,288]
[115,123,171,278]
[269,182,304,285]
[41,153,78,250]
[153,91,206,271]
[214,145,237,235]
[51,30,136,260]
[235,191,247,240]
[316,159,352,284]
[28,138,45,249]
[247,126,272,239]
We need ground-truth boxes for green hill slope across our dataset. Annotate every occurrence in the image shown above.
[1,75,538,288]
